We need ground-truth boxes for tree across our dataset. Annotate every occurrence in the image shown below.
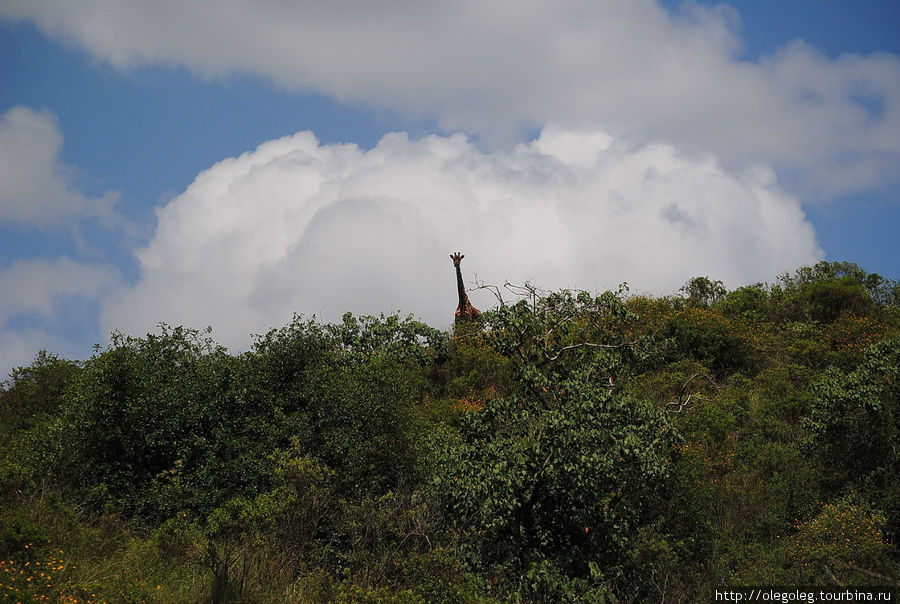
[805,336,900,540]
[681,277,727,308]
[0,351,79,437]
[431,286,678,601]
[60,325,253,517]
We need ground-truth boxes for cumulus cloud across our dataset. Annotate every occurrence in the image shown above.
[2,1,899,198]
[0,106,127,375]
[0,257,118,375]
[0,106,121,228]
[102,128,821,349]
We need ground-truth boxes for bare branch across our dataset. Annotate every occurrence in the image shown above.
[666,373,720,413]
[542,340,639,363]
[827,557,900,586]
[666,394,714,413]
[824,562,845,587]
[473,279,507,305]
[679,373,719,401]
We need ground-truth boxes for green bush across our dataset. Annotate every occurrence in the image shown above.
[1,262,898,599]
[0,351,79,441]
[431,287,679,600]
[58,326,277,517]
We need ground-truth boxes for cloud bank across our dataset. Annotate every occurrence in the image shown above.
[0,257,118,373]
[3,0,899,198]
[103,128,821,349]
[0,107,122,374]
[0,106,119,228]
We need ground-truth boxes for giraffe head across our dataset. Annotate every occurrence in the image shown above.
[450,252,465,267]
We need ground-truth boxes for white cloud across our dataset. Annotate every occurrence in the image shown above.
[0,257,114,322]
[0,106,120,228]
[2,1,899,198]
[0,257,118,375]
[102,128,821,349]
[0,106,127,375]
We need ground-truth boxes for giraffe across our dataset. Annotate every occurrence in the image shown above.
[451,252,481,323]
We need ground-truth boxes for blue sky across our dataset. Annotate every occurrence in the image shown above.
[1,0,898,375]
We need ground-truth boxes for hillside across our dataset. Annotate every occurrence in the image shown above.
[1,261,898,602]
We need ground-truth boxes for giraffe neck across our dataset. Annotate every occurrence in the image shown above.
[455,264,469,311]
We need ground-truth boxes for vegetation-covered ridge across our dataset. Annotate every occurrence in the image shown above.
[1,261,898,602]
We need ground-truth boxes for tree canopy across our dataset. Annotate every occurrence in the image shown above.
[1,261,898,601]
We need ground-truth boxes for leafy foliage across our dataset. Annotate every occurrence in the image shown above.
[432,287,678,599]
[1,261,899,601]
[0,350,78,439]
[59,325,259,517]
